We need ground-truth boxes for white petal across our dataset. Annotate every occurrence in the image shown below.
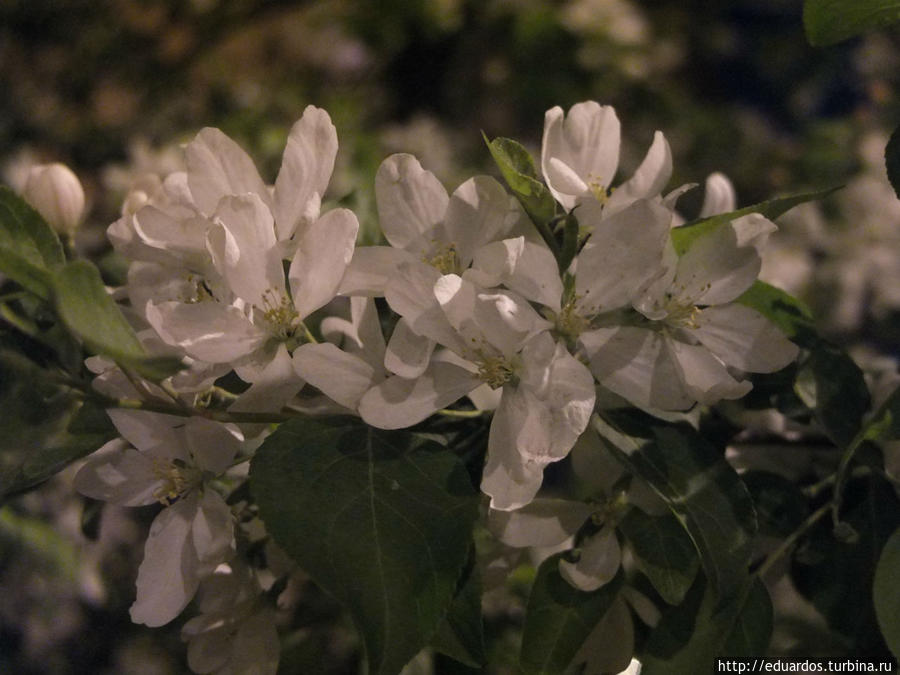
[358,362,479,429]
[207,194,282,309]
[731,213,777,250]
[604,131,672,216]
[542,102,620,211]
[575,199,672,314]
[186,127,271,216]
[231,607,280,675]
[375,154,448,251]
[192,489,235,567]
[581,327,693,411]
[469,237,563,310]
[533,341,596,457]
[480,387,551,511]
[338,245,418,296]
[488,498,594,548]
[440,175,517,264]
[147,300,269,364]
[132,205,208,257]
[292,342,376,410]
[692,304,799,373]
[667,339,752,404]
[559,526,621,591]
[73,443,162,506]
[672,223,760,306]
[184,418,243,475]
[273,105,337,240]
[106,409,184,457]
[384,317,435,378]
[699,172,736,217]
[230,343,305,414]
[289,208,359,318]
[131,496,201,627]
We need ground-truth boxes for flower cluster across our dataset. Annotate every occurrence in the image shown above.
[44,101,799,673]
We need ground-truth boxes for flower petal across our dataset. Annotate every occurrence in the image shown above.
[384,317,435,379]
[358,361,479,429]
[207,193,282,309]
[130,496,201,627]
[604,131,672,216]
[672,223,760,306]
[192,489,235,568]
[692,303,799,373]
[559,525,621,592]
[699,172,736,217]
[183,418,243,475]
[292,342,376,410]
[289,208,359,318]
[667,339,752,404]
[186,127,271,216]
[440,175,517,264]
[575,199,672,314]
[375,154,448,251]
[488,498,595,548]
[146,300,269,364]
[581,326,693,411]
[468,237,563,310]
[273,105,338,240]
[542,102,621,211]
[230,342,305,414]
[338,245,418,296]
[73,442,162,506]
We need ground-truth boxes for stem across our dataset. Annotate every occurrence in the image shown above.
[437,408,487,418]
[299,321,318,345]
[756,500,831,578]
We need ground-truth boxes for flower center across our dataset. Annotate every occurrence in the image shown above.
[586,174,613,205]
[183,274,214,304]
[553,295,590,341]
[152,459,201,506]
[663,297,702,329]
[259,288,299,341]
[475,350,519,389]
[424,242,461,275]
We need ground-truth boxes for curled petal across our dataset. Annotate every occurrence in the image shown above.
[375,153,448,251]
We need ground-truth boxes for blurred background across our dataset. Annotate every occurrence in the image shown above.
[2,0,900,672]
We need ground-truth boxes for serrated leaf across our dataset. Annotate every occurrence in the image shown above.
[671,188,839,256]
[736,280,818,347]
[0,351,116,500]
[804,0,900,46]
[874,527,900,661]
[594,413,756,603]
[485,136,557,230]
[796,342,870,449]
[432,554,486,668]
[250,418,479,675]
[0,187,66,299]
[519,554,623,675]
[619,509,699,606]
[51,260,182,380]
[641,576,772,673]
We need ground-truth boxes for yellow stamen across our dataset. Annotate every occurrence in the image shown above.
[423,242,461,275]
[259,288,299,340]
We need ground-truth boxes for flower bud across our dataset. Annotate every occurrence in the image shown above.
[23,162,86,234]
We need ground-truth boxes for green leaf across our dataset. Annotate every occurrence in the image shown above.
[0,187,66,299]
[50,260,183,380]
[795,342,870,449]
[641,576,772,673]
[804,0,900,46]
[619,509,700,606]
[432,554,486,668]
[0,351,116,500]
[671,188,839,256]
[485,136,557,234]
[741,471,810,538]
[594,413,756,603]
[519,553,623,675]
[736,280,818,347]
[874,527,900,661]
[250,417,479,675]
[886,125,900,200]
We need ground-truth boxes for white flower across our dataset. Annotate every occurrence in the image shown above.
[541,101,672,216]
[584,223,799,410]
[23,162,85,234]
[339,153,525,378]
[74,412,243,627]
[359,274,595,510]
[182,562,279,675]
